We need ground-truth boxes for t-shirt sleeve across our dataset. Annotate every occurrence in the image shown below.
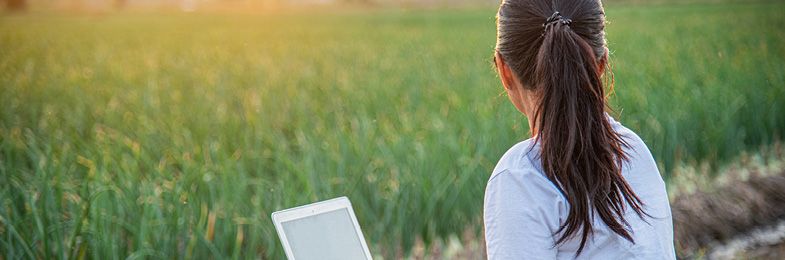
[484,169,564,259]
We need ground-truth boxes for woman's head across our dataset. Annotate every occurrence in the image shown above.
[495,0,608,91]
[492,0,648,257]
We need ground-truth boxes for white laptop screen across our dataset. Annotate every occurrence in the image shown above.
[281,208,369,260]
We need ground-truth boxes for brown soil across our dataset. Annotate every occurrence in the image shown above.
[741,242,785,259]
[672,172,785,259]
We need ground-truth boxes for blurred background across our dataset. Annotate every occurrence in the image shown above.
[1,0,783,259]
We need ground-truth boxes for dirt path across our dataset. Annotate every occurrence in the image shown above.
[709,220,785,259]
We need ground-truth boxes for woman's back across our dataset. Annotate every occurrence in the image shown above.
[484,116,675,259]
[485,0,676,257]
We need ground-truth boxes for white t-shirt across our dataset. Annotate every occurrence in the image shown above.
[483,117,676,259]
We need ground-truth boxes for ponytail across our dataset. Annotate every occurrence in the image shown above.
[533,13,647,256]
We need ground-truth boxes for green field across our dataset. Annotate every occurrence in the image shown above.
[1,2,784,259]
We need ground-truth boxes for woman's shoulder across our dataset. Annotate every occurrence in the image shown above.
[487,138,563,197]
[607,116,658,166]
[607,114,648,148]
[490,138,539,180]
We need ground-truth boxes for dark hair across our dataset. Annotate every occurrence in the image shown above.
[495,0,648,256]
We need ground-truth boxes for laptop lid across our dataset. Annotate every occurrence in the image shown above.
[271,196,373,260]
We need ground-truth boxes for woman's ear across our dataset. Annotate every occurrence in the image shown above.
[495,52,517,91]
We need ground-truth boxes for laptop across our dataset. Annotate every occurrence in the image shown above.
[271,196,373,260]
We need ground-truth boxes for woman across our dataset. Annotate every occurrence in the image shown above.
[483,0,676,259]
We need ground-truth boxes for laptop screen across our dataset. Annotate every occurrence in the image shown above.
[281,208,369,260]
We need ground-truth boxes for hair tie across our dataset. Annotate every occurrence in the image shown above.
[542,11,572,32]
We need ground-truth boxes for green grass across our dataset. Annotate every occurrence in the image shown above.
[1,2,783,259]
[607,3,785,171]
